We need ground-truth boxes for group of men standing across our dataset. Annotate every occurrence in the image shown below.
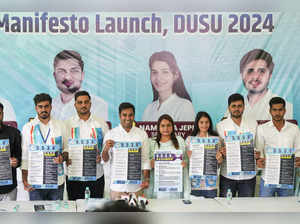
[218,93,300,197]
[0,48,299,202]
[0,49,151,201]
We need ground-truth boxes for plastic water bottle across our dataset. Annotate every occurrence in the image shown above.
[85,187,91,200]
[226,189,232,204]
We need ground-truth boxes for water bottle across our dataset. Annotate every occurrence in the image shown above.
[226,189,232,204]
[85,186,91,200]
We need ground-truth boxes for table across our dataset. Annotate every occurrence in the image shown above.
[215,196,300,212]
[1,197,300,213]
[147,198,229,212]
[0,200,76,212]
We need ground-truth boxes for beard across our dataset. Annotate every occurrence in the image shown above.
[39,112,49,119]
[273,115,283,121]
[243,80,269,95]
[67,86,80,94]
[79,108,90,115]
[230,111,242,119]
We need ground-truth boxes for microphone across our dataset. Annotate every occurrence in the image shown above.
[138,196,148,209]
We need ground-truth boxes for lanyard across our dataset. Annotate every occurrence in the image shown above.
[38,127,51,144]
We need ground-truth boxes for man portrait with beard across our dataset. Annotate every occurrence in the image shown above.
[224,49,293,121]
[51,50,108,121]
[240,49,292,121]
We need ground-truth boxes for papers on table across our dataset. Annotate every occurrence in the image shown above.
[28,144,59,189]
[0,139,12,186]
[264,147,295,189]
[154,149,183,193]
[111,141,142,185]
[189,137,218,189]
[68,139,97,181]
[225,133,256,176]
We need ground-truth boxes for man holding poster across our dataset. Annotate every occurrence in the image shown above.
[217,93,258,197]
[21,93,66,200]
[102,102,150,200]
[0,102,21,201]
[52,50,108,121]
[256,97,300,197]
[64,90,109,200]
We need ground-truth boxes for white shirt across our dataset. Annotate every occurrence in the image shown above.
[142,93,195,121]
[64,114,109,179]
[216,117,257,180]
[52,94,108,121]
[21,116,66,185]
[0,97,16,121]
[103,124,150,193]
[224,90,293,120]
[256,120,300,180]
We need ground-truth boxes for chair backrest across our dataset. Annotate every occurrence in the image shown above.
[257,119,298,125]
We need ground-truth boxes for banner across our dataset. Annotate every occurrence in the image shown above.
[0,12,299,129]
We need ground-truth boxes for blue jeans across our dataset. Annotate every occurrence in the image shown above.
[191,189,217,198]
[259,178,294,197]
[29,184,64,201]
[219,175,256,197]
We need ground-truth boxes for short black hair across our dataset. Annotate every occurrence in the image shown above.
[33,93,52,106]
[75,90,91,101]
[269,97,286,108]
[0,102,3,110]
[228,93,244,106]
[119,102,135,115]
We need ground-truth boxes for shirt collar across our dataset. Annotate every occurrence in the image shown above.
[32,115,52,126]
[74,113,93,123]
[268,119,287,131]
[118,124,134,134]
[155,93,177,107]
[245,89,271,105]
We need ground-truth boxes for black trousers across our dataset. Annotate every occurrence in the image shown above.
[219,175,256,197]
[66,175,104,200]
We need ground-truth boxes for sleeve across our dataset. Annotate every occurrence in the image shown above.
[21,124,30,170]
[101,131,113,163]
[255,125,265,158]
[185,136,191,151]
[11,128,22,168]
[141,132,151,170]
[216,122,225,140]
[294,126,300,157]
[224,108,230,119]
[60,121,68,153]
[177,136,191,199]
[148,138,155,161]
[178,136,188,164]
[253,124,259,151]
[101,121,109,135]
